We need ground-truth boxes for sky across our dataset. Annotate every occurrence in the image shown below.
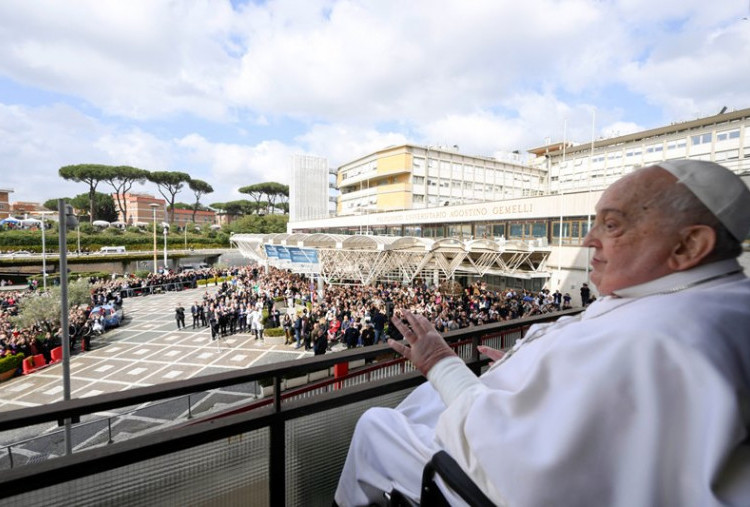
[1,0,750,209]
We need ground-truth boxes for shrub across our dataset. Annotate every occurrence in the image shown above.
[0,353,24,374]
[264,327,285,337]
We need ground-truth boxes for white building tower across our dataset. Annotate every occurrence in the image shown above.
[290,154,330,222]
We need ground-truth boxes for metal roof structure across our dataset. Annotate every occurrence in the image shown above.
[231,233,551,286]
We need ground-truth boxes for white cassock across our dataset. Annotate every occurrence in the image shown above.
[335,259,750,506]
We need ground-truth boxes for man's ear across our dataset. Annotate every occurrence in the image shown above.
[667,225,716,271]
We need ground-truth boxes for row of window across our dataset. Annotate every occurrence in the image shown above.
[311,218,594,245]
[562,128,743,171]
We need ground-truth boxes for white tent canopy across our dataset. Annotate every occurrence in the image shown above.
[231,233,551,286]
[92,220,110,227]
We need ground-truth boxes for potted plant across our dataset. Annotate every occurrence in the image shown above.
[0,353,24,382]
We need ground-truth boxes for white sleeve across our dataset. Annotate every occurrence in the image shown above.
[426,356,486,406]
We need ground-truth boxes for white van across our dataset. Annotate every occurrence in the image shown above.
[99,246,126,254]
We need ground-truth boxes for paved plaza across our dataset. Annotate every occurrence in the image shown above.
[0,285,315,414]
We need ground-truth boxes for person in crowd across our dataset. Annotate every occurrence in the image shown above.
[208,307,219,341]
[174,303,186,330]
[312,322,328,355]
[191,301,200,329]
[282,313,293,345]
[249,306,264,343]
[293,311,303,348]
[344,321,360,349]
[371,307,387,344]
[360,323,375,347]
[580,282,591,306]
[334,160,750,506]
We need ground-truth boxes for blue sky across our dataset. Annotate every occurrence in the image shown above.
[1,0,749,208]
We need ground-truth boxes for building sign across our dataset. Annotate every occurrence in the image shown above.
[374,202,535,224]
[276,246,290,260]
[266,244,318,263]
[288,247,319,264]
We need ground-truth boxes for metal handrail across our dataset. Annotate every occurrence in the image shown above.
[0,309,580,503]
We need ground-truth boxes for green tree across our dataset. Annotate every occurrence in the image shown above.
[11,279,92,333]
[101,165,150,224]
[147,171,191,224]
[212,200,253,217]
[59,164,114,222]
[227,214,288,234]
[69,192,117,222]
[238,182,288,214]
[274,202,290,214]
[43,198,71,211]
[263,182,289,214]
[188,179,214,223]
[237,183,265,214]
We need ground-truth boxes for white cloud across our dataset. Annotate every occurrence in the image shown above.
[620,21,750,120]
[176,133,299,203]
[295,124,408,167]
[0,0,236,120]
[0,0,749,207]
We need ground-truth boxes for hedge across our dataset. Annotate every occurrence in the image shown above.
[0,229,230,251]
[197,277,231,286]
[0,353,25,375]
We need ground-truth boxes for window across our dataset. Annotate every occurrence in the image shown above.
[717,129,740,142]
[491,224,505,238]
[413,176,425,185]
[667,140,687,150]
[551,218,591,245]
[691,133,712,145]
[509,223,523,238]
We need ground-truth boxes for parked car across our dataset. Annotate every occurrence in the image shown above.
[89,304,124,328]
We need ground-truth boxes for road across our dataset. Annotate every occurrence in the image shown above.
[0,283,321,468]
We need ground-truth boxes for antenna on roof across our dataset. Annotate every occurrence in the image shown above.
[719,106,728,114]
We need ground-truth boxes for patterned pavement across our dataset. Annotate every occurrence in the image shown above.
[0,285,313,414]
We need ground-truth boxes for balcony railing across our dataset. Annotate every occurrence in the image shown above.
[0,310,579,506]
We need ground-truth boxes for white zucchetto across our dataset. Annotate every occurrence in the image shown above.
[658,160,750,241]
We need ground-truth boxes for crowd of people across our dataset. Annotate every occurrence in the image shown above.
[0,289,93,363]
[1,260,587,367]
[156,265,585,356]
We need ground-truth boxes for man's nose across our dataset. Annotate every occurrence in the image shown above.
[582,226,598,248]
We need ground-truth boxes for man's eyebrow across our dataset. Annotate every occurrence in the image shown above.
[594,208,626,217]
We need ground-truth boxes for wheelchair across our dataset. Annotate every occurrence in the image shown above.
[386,451,495,507]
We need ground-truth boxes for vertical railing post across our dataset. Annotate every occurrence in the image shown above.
[107,418,113,444]
[269,375,286,506]
[469,333,483,376]
[7,446,13,469]
[187,395,193,419]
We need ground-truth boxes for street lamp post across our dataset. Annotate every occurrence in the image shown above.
[149,203,158,273]
[40,215,47,291]
[57,200,77,455]
[163,226,168,270]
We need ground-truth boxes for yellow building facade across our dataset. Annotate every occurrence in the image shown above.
[337,144,544,216]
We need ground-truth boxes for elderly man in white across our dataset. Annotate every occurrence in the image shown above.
[334,160,750,506]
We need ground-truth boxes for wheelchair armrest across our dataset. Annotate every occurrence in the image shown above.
[421,450,495,507]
